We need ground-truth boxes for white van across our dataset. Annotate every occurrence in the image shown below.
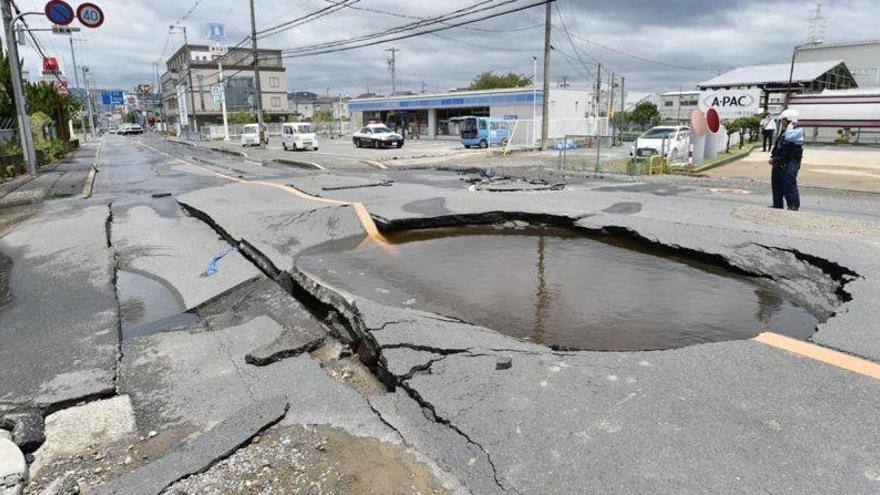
[281,122,318,151]
[241,123,268,147]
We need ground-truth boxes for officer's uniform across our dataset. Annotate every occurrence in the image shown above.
[770,118,804,210]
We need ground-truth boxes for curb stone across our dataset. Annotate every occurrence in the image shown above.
[0,438,25,495]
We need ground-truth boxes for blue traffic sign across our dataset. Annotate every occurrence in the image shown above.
[101,90,124,106]
[45,0,75,26]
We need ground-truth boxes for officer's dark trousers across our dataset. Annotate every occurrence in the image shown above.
[771,159,801,209]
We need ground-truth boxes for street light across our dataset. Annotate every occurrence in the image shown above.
[169,24,196,136]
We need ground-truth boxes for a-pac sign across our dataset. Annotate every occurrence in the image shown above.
[698,88,761,119]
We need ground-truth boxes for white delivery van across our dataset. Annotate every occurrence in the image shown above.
[281,122,318,151]
[241,123,268,147]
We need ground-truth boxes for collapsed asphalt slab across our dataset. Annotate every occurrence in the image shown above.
[353,298,880,494]
[111,201,260,310]
[90,395,289,495]
[0,202,117,411]
[119,292,395,443]
[171,166,880,493]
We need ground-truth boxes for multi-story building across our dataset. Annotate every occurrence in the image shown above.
[659,90,699,124]
[288,91,351,121]
[161,44,288,129]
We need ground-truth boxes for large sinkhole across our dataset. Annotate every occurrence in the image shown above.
[297,224,821,351]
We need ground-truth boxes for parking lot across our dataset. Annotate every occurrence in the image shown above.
[196,135,484,169]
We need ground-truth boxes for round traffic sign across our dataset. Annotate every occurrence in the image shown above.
[706,107,721,134]
[44,0,75,26]
[76,2,104,28]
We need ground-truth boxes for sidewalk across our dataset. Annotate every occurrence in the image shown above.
[705,145,880,193]
[0,143,98,208]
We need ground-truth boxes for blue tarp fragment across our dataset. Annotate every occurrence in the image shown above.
[203,246,236,277]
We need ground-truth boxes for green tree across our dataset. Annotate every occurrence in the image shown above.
[629,102,660,129]
[123,112,137,124]
[469,71,533,90]
[286,112,303,123]
[0,39,16,121]
[228,111,254,125]
[25,82,80,142]
[312,108,333,122]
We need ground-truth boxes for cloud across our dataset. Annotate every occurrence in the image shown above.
[17,0,879,95]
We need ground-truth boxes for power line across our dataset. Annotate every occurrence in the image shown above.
[554,2,606,76]
[177,0,205,24]
[10,0,64,84]
[559,27,719,72]
[327,1,543,33]
[256,0,359,39]
[282,0,551,58]
[281,0,517,55]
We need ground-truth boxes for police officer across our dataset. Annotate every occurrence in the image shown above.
[769,109,804,211]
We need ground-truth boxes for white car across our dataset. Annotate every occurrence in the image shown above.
[281,122,318,151]
[241,123,269,147]
[352,124,404,149]
[631,126,689,161]
[118,123,143,135]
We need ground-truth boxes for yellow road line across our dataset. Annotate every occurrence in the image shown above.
[753,332,880,381]
[138,141,389,244]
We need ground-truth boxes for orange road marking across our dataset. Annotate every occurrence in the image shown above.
[137,142,389,244]
[753,332,880,381]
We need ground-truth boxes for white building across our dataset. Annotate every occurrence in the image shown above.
[797,40,880,88]
[349,87,604,140]
[659,91,699,124]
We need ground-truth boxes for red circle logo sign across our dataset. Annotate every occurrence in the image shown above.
[76,2,104,28]
[706,107,721,134]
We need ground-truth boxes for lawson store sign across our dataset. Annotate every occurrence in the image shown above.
[698,88,761,119]
[350,90,542,112]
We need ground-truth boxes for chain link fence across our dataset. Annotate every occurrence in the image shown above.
[558,134,641,174]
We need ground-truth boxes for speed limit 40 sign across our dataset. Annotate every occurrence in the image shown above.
[76,2,104,28]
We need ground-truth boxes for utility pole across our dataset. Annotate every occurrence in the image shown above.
[532,55,537,147]
[385,47,399,94]
[181,26,197,135]
[595,63,602,117]
[249,0,265,145]
[2,0,37,175]
[69,36,88,139]
[620,76,625,113]
[609,73,615,115]
[82,66,95,138]
[540,1,551,147]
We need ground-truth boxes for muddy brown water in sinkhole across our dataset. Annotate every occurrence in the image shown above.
[297,225,819,351]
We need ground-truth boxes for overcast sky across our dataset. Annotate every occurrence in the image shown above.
[19,0,879,95]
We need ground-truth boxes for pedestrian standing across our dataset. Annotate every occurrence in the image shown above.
[761,113,777,152]
[769,109,804,211]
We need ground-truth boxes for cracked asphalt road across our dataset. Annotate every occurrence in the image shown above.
[3,134,880,494]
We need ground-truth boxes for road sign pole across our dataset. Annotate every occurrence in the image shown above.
[2,0,38,175]
[82,65,95,139]
[219,61,229,141]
